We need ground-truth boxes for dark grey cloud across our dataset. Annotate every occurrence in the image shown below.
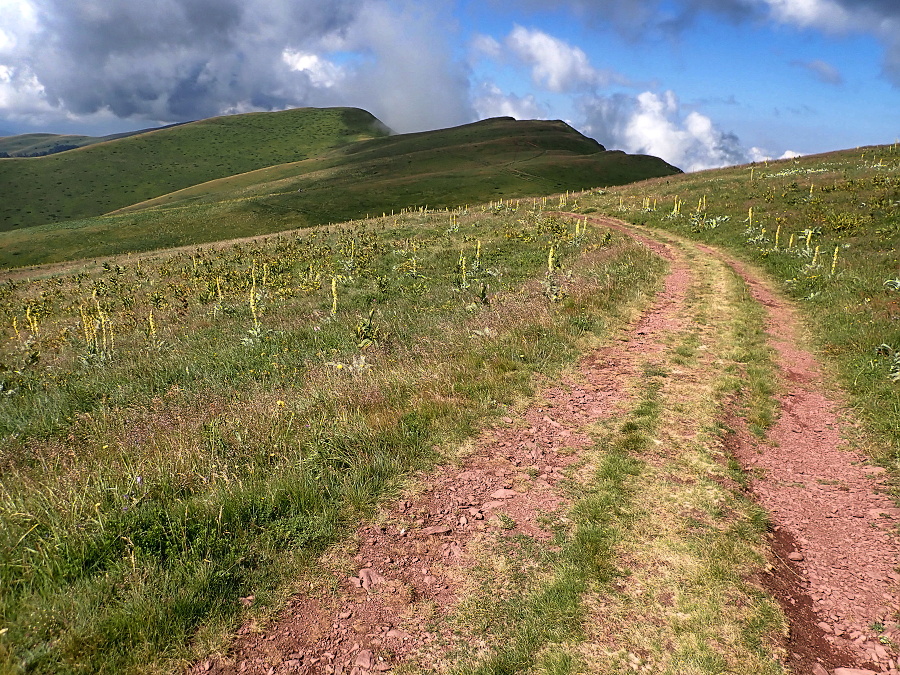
[495,0,758,39]
[25,0,361,121]
[0,0,474,133]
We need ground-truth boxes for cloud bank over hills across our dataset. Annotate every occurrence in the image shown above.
[1,0,898,171]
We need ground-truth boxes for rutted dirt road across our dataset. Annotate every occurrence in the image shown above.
[191,217,900,675]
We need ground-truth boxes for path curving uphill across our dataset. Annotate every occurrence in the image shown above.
[190,215,899,675]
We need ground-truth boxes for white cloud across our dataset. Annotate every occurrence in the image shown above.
[581,90,751,171]
[470,34,502,61]
[320,1,473,133]
[0,0,38,55]
[282,50,344,88]
[792,58,843,84]
[503,25,626,92]
[472,82,548,120]
[762,0,852,31]
[750,146,804,161]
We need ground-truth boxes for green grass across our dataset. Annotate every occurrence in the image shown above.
[579,143,900,461]
[0,115,679,269]
[0,107,388,232]
[0,204,665,674]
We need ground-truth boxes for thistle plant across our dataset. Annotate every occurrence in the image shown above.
[249,261,260,330]
[331,276,338,316]
[457,254,470,289]
[667,196,682,219]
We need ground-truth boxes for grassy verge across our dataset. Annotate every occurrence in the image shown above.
[577,144,900,462]
[0,203,664,673]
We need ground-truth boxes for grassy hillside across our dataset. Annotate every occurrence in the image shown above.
[0,107,388,230]
[576,143,900,456]
[0,117,679,268]
[0,127,170,158]
[123,117,675,214]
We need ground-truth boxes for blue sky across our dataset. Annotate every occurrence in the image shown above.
[1,0,898,171]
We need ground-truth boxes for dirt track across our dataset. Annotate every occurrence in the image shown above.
[191,217,900,675]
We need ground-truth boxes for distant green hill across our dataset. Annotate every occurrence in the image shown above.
[119,116,679,218]
[0,127,170,158]
[0,115,680,268]
[0,107,389,231]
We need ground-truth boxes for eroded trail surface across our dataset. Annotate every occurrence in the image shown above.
[703,248,900,673]
[192,218,899,675]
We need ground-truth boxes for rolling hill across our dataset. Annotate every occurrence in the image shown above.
[0,127,172,158]
[0,107,390,231]
[0,112,679,268]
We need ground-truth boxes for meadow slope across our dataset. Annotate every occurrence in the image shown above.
[0,145,897,675]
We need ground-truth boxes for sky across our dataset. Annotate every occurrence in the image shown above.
[1,0,899,172]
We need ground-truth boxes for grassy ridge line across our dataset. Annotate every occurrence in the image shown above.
[576,145,900,461]
[0,203,664,673]
[0,126,173,158]
[0,118,679,270]
[0,107,388,232]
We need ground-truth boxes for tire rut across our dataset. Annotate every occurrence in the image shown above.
[584,215,900,675]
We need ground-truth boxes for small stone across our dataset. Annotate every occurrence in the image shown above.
[875,645,889,659]
[359,568,386,590]
[502,417,513,424]
[811,663,828,675]
[788,551,804,561]
[834,669,879,675]
[421,525,452,536]
[354,651,375,670]
[817,622,833,633]
[386,629,410,639]
[490,488,519,499]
